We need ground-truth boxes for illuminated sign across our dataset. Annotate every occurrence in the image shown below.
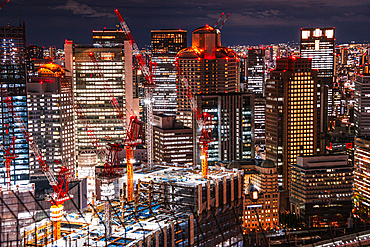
[252,191,258,200]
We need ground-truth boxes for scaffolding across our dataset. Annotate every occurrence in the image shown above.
[19,164,245,246]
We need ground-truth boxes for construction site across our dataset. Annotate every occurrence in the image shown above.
[0,9,247,247]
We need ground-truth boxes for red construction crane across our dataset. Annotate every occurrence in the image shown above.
[175,61,213,179]
[0,0,10,10]
[115,9,155,170]
[5,97,72,242]
[0,136,17,190]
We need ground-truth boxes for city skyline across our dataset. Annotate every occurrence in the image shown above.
[1,0,370,48]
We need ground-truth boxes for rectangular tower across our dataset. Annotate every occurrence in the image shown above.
[266,57,318,190]
[151,30,187,116]
[0,24,29,187]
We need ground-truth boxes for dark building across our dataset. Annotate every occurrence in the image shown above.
[0,24,29,187]
[151,29,187,116]
[196,92,254,165]
[25,45,44,77]
[153,114,193,164]
[266,57,319,190]
[176,25,239,128]
[290,155,353,227]
[92,29,126,46]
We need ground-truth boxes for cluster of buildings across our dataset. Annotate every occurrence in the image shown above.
[1,15,370,246]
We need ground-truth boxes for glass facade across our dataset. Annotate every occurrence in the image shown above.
[0,24,29,186]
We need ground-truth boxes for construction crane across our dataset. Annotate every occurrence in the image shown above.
[174,62,213,179]
[0,0,9,10]
[0,136,17,190]
[214,13,225,27]
[5,97,72,242]
[115,9,155,170]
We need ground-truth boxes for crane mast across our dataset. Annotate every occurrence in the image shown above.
[0,136,17,190]
[175,61,213,178]
[5,97,72,242]
[115,9,155,170]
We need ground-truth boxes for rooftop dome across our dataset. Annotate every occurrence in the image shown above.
[193,25,220,34]
[38,63,66,77]
[261,159,275,168]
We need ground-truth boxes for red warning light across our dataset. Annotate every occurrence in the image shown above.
[89,52,93,56]
[40,81,43,84]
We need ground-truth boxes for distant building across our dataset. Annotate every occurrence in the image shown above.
[247,48,265,96]
[27,63,75,179]
[290,155,353,227]
[266,57,319,190]
[354,137,370,217]
[25,45,44,77]
[244,159,279,231]
[0,24,29,187]
[176,25,239,128]
[153,114,193,164]
[151,29,187,116]
[196,92,254,164]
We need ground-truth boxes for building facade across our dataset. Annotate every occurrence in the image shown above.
[244,159,279,231]
[266,57,318,190]
[27,63,75,179]
[196,92,254,164]
[354,65,370,137]
[153,114,193,164]
[0,24,29,187]
[290,155,353,227]
[354,137,370,218]
[151,30,187,116]
[176,25,239,128]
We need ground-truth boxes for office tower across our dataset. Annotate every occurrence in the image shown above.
[153,114,193,164]
[64,39,131,153]
[176,25,239,127]
[354,65,370,137]
[266,57,318,190]
[92,29,126,46]
[244,159,279,231]
[290,155,353,226]
[196,92,254,164]
[300,27,335,135]
[354,137,370,217]
[151,30,187,116]
[0,24,29,187]
[247,48,265,96]
[27,63,75,179]
[247,49,266,150]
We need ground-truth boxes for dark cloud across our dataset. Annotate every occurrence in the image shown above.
[0,0,369,47]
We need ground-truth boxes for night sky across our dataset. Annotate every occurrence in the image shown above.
[1,0,370,48]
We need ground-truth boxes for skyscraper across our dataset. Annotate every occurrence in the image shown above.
[64,39,131,154]
[354,64,370,137]
[266,57,318,189]
[0,24,29,187]
[27,63,75,179]
[176,25,239,127]
[196,92,254,164]
[300,27,335,134]
[247,48,266,148]
[151,29,187,116]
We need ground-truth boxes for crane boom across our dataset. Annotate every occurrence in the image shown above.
[115,9,154,169]
[0,0,10,10]
[214,13,225,28]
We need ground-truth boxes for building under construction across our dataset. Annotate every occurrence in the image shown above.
[22,164,245,246]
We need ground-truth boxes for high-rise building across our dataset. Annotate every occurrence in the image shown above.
[151,30,187,116]
[354,65,370,137]
[247,48,265,96]
[0,24,29,187]
[196,92,254,164]
[247,49,266,148]
[300,27,335,134]
[243,159,280,232]
[354,137,370,217]
[27,63,75,179]
[25,45,44,77]
[176,25,239,127]
[64,40,130,153]
[153,114,193,164]
[290,155,353,226]
[266,57,318,189]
